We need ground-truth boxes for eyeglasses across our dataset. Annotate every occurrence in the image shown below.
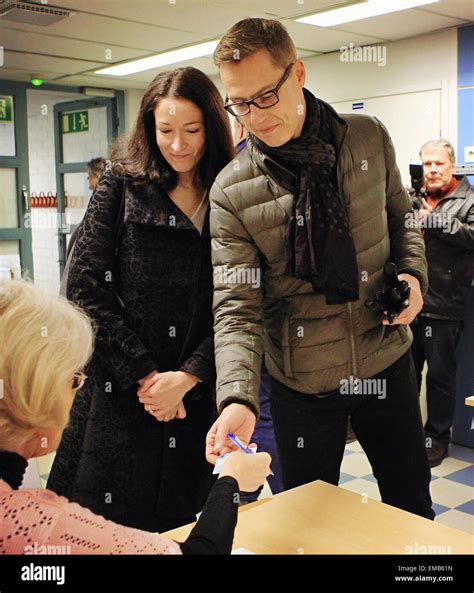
[71,372,87,391]
[224,61,296,117]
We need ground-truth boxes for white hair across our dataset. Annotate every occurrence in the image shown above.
[420,139,456,165]
[0,279,94,449]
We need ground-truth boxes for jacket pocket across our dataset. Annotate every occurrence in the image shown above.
[451,261,473,306]
[427,267,453,302]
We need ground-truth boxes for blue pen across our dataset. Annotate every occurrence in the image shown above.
[227,433,274,475]
[227,432,255,454]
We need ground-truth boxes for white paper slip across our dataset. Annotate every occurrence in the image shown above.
[232,547,256,555]
[212,452,234,475]
[213,445,257,475]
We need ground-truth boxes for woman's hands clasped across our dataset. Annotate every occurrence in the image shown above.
[137,370,199,422]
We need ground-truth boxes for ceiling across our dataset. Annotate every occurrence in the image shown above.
[0,0,472,90]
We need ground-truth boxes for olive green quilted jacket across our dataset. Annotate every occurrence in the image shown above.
[210,102,427,415]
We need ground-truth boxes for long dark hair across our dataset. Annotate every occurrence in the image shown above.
[113,67,235,190]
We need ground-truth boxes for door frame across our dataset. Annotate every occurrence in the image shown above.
[0,80,33,276]
[54,97,119,275]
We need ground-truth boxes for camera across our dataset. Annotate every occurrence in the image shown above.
[407,161,427,209]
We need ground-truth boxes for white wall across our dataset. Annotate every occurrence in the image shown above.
[124,88,143,133]
[305,28,456,109]
[304,28,458,185]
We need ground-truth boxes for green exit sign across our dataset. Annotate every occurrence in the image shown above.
[0,96,14,123]
[62,110,89,133]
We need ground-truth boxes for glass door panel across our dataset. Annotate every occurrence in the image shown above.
[0,168,19,228]
[0,83,32,277]
[0,94,16,156]
[0,239,21,279]
[63,171,89,253]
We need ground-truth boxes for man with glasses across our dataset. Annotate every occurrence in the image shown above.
[206,18,434,519]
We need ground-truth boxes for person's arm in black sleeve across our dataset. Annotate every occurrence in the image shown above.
[424,204,474,250]
[179,476,239,554]
[178,334,216,387]
[68,163,156,389]
[179,275,216,387]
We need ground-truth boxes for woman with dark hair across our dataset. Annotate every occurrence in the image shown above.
[47,67,235,533]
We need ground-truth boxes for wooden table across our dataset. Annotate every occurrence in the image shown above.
[163,480,473,554]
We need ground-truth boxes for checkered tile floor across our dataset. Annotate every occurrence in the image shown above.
[35,443,473,535]
[340,440,474,535]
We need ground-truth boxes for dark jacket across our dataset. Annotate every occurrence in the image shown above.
[418,176,474,320]
[210,105,428,413]
[48,163,216,533]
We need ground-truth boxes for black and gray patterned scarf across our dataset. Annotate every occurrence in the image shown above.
[250,89,359,305]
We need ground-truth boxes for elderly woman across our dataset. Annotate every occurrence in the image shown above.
[0,280,271,554]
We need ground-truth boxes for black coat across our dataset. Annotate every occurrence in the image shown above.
[421,176,474,319]
[47,163,217,532]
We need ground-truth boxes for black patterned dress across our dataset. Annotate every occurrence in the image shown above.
[48,163,217,532]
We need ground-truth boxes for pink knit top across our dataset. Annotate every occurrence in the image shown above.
[0,480,181,554]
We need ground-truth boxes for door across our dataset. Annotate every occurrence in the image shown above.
[54,97,118,275]
[0,81,33,279]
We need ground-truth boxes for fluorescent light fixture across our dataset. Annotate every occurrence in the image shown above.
[296,0,439,27]
[82,87,115,98]
[95,40,220,76]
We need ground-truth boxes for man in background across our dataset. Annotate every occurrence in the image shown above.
[86,157,106,192]
[410,139,474,467]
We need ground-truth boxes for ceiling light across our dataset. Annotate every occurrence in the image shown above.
[0,1,71,26]
[95,40,220,77]
[82,87,115,98]
[296,0,439,27]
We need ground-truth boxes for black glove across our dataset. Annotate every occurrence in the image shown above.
[365,262,411,324]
